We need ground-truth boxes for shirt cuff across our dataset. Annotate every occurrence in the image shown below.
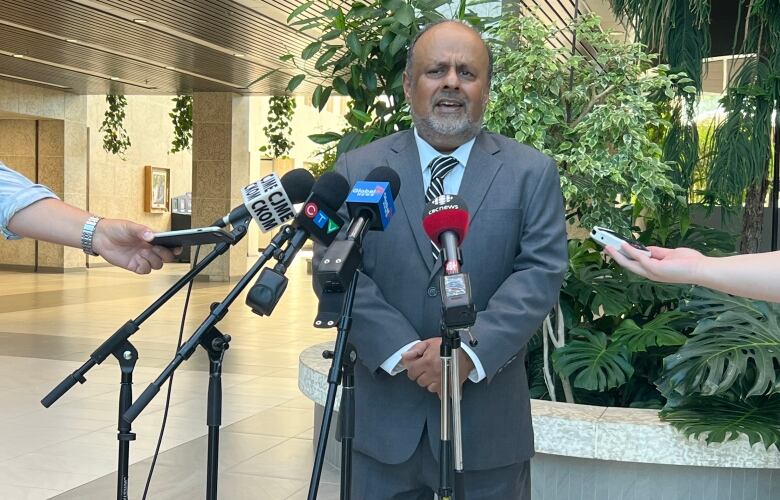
[380,340,421,375]
[461,343,486,383]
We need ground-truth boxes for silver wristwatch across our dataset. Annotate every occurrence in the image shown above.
[81,215,103,256]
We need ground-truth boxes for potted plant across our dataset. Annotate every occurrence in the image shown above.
[260,95,296,174]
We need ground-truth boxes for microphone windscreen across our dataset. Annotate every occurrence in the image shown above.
[365,166,401,201]
[422,194,470,244]
[313,171,350,209]
[281,169,315,204]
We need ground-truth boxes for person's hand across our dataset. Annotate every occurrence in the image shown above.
[605,244,705,285]
[402,338,474,398]
[92,219,181,274]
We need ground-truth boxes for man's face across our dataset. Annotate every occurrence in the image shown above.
[403,22,490,151]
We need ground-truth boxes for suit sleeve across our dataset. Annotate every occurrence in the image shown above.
[470,157,567,382]
[312,152,421,374]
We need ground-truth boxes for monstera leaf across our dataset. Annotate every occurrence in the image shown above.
[659,288,780,398]
[660,394,780,448]
[552,328,634,391]
[612,310,689,353]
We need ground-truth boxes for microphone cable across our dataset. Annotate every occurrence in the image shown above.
[141,244,202,500]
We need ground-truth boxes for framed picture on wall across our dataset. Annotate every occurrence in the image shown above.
[144,165,170,213]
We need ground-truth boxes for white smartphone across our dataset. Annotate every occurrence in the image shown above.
[152,227,235,248]
[590,226,651,260]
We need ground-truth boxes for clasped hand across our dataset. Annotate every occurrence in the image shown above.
[401,337,474,398]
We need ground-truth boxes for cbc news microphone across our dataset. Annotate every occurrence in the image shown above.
[316,167,401,296]
[212,169,314,229]
[422,194,475,329]
[246,171,350,316]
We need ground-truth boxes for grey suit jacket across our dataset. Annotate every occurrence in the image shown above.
[314,129,567,470]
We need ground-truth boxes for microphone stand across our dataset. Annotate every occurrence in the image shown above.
[121,224,298,500]
[308,230,367,500]
[436,255,476,500]
[39,218,253,500]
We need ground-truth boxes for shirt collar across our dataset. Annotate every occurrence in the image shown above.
[414,128,476,172]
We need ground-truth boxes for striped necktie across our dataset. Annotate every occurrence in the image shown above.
[425,155,459,261]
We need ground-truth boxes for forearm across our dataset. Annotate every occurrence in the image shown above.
[694,252,780,302]
[7,198,92,248]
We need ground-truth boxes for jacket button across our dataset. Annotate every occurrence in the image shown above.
[427,286,438,297]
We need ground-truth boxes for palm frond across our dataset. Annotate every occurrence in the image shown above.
[612,311,689,353]
[660,394,780,448]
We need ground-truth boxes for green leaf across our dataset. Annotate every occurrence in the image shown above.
[682,85,697,93]
[286,74,306,92]
[552,329,634,391]
[287,0,314,22]
[312,85,324,110]
[660,395,780,448]
[317,86,333,111]
[320,29,341,42]
[301,41,322,60]
[350,108,371,123]
[346,32,362,56]
[394,4,414,26]
[659,288,780,398]
[612,311,689,353]
[308,132,342,144]
[333,76,349,96]
[315,47,338,70]
[387,31,407,56]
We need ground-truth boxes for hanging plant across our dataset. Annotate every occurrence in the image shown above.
[99,94,131,159]
[260,95,296,158]
[170,94,193,154]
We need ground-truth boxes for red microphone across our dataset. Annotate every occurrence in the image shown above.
[422,195,470,275]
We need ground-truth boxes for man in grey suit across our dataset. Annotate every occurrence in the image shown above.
[314,20,567,499]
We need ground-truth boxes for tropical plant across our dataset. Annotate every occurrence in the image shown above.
[170,94,193,154]
[278,0,494,161]
[308,147,337,179]
[483,13,693,232]
[100,94,131,159]
[260,95,296,158]
[609,0,780,254]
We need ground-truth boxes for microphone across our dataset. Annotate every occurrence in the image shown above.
[316,167,401,295]
[422,194,469,275]
[422,194,476,330]
[246,171,350,316]
[212,169,314,229]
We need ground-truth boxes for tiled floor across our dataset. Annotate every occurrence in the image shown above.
[0,254,342,499]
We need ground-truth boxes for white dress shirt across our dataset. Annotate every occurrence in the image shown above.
[0,161,58,240]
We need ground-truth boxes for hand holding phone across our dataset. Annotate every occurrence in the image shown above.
[590,226,651,260]
[151,227,235,248]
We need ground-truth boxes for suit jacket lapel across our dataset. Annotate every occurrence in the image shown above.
[430,130,503,278]
[388,130,434,271]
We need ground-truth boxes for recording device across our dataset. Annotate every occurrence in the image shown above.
[590,226,651,260]
[152,226,236,248]
[316,166,401,295]
[422,195,476,329]
[212,169,315,229]
[246,171,350,317]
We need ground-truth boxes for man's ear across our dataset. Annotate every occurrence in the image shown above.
[402,71,412,101]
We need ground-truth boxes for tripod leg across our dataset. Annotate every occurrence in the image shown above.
[339,346,356,500]
[438,342,453,500]
[203,328,229,500]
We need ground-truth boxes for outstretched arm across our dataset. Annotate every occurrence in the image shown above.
[607,244,780,303]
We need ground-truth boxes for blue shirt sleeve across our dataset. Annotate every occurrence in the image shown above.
[0,161,59,240]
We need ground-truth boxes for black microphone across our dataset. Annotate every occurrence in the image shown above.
[316,167,401,295]
[212,169,314,229]
[246,171,350,316]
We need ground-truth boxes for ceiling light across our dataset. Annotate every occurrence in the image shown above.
[164,66,175,70]
[233,53,245,58]
[133,19,148,24]
[12,54,24,58]
[65,39,78,43]
[110,76,119,81]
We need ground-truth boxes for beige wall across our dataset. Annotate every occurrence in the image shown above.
[0,119,37,267]
[87,95,193,234]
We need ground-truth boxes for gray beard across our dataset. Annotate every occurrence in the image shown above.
[411,108,482,146]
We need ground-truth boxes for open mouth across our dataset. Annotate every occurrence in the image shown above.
[435,99,465,111]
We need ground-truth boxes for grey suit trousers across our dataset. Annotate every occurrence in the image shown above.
[351,426,531,500]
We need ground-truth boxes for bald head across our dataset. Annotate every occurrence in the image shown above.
[405,20,493,84]
[402,20,492,152]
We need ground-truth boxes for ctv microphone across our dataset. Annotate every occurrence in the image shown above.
[246,171,350,316]
[212,169,314,229]
[316,167,401,295]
